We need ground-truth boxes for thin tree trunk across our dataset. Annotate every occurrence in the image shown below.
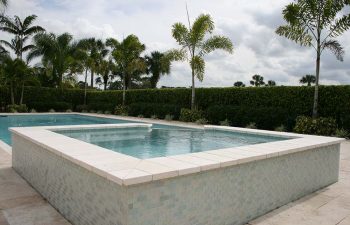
[312,37,321,119]
[191,68,195,110]
[10,82,15,105]
[84,69,88,105]
[91,70,94,88]
[19,82,24,105]
[122,76,126,105]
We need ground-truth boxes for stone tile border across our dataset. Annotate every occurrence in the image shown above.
[9,114,344,186]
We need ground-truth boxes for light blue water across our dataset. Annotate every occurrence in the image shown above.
[55,127,289,159]
[0,114,132,145]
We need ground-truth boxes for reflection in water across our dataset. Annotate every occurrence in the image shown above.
[56,127,290,159]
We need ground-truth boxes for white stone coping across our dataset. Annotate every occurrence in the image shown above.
[6,114,344,187]
[0,140,11,154]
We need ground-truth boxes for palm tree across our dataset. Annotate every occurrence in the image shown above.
[234,81,245,87]
[300,75,316,86]
[0,55,29,104]
[96,60,115,90]
[171,13,233,109]
[266,80,276,87]
[107,35,146,105]
[28,32,77,87]
[250,74,265,87]
[0,15,45,59]
[145,51,171,88]
[276,0,350,118]
[78,38,108,88]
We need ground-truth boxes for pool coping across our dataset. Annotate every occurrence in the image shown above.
[9,113,344,186]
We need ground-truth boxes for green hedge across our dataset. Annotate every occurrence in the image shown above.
[128,103,182,119]
[1,85,350,131]
[28,102,72,112]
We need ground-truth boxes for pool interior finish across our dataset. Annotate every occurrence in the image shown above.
[55,127,289,159]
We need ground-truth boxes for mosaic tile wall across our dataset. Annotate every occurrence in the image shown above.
[12,133,340,225]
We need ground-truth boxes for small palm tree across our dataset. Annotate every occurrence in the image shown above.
[145,51,171,88]
[171,13,233,109]
[0,15,45,59]
[107,35,146,105]
[250,74,265,87]
[28,32,77,87]
[234,81,245,87]
[266,80,276,87]
[300,75,316,86]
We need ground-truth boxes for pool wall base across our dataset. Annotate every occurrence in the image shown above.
[12,133,340,225]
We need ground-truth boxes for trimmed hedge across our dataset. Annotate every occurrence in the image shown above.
[128,103,182,119]
[1,85,350,131]
[28,102,72,112]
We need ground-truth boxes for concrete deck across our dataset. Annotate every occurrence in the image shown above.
[0,142,349,225]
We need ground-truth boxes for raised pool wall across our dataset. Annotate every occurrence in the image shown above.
[12,132,340,225]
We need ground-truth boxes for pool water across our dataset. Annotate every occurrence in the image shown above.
[55,127,289,159]
[0,114,131,145]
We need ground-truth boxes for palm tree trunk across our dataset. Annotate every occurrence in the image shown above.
[19,82,24,105]
[122,76,126,105]
[10,82,15,105]
[191,68,195,110]
[84,69,88,105]
[312,37,321,119]
[91,70,94,88]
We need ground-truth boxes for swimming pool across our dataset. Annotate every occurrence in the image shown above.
[55,127,288,159]
[0,114,132,145]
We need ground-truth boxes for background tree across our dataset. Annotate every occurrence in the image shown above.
[0,15,45,59]
[145,51,171,88]
[96,60,116,90]
[0,0,8,14]
[300,74,316,86]
[171,13,233,109]
[266,80,276,87]
[28,32,77,87]
[234,81,245,87]
[276,0,350,118]
[107,35,146,105]
[250,74,265,87]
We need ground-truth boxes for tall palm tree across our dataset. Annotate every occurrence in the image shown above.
[78,38,108,88]
[171,13,233,109]
[276,0,350,118]
[0,15,45,59]
[28,32,77,87]
[145,51,171,88]
[300,75,316,86]
[250,74,265,87]
[107,35,146,105]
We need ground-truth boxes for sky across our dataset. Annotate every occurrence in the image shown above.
[2,0,350,87]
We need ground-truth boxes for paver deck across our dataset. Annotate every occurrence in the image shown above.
[0,141,349,225]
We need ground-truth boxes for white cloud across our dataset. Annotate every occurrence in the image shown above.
[2,0,350,87]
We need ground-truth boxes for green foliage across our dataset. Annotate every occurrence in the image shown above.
[196,118,208,125]
[220,119,230,126]
[6,104,27,113]
[294,116,337,136]
[128,103,181,119]
[114,104,128,115]
[179,108,203,122]
[335,129,349,139]
[164,114,174,121]
[275,125,286,132]
[245,122,257,129]
[28,102,72,112]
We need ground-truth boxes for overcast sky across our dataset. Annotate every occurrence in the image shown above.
[2,0,350,87]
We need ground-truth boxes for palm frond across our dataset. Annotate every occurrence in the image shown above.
[22,15,37,29]
[190,14,214,45]
[200,35,233,56]
[172,22,189,46]
[329,14,350,37]
[165,49,187,61]
[276,25,313,46]
[190,56,205,81]
[322,39,344,61]
[23,25,45,36]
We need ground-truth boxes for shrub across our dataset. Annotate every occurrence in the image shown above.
[114,105,128,115]
[196,118,208,125]
[49,109,55,113]
[137,114,144,118]
[28,102,72,112]
[335,128,349,138]
[6,104,28,113]
[165,114,174,121]
[128,103,181,119]
[97,110,103,114]
[275,125,286,132]
[66,109,72,113]
[151,115,158,119]
[179,109,203,122]
[75,105,88,112]
[220,119,230,126]
[104,110,111,114]
[30,109,37,113]
[246,122,257,129]
[294,116,337,136]
[87,103,115,112]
